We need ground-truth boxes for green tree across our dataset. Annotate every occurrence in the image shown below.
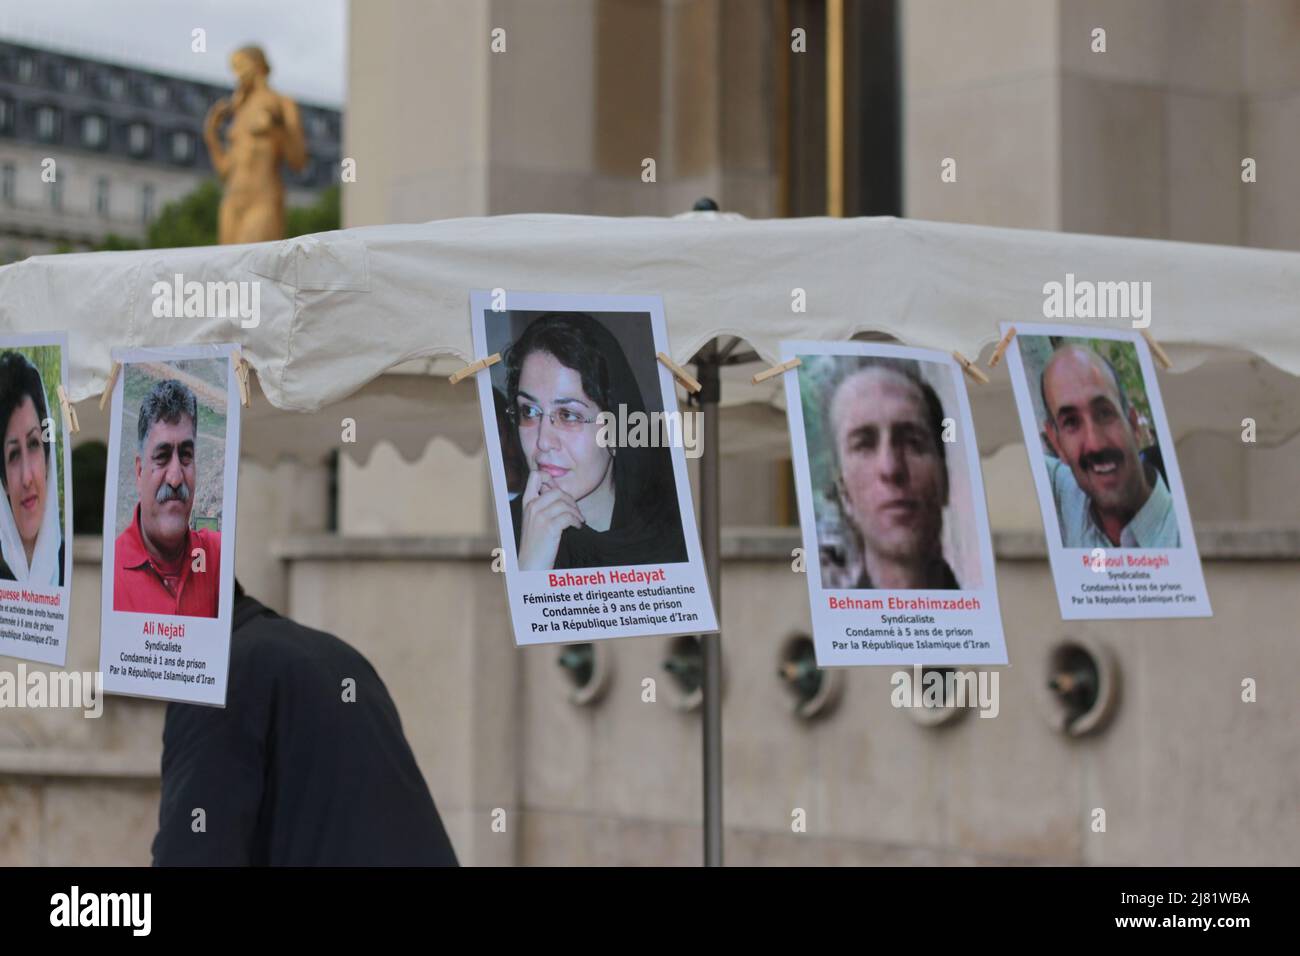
[286,185,340,238]
[87,180,340,252]
[144,179,222,248]
[96,233,146,251]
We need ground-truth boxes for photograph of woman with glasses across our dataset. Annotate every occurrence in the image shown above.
[498,312,687,571]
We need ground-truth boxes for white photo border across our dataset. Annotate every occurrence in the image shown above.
[98,343,242,705]
[1002,321,1211,620]
[0,332,75,666]
[780,339,1008,667]
[471,290,718,647]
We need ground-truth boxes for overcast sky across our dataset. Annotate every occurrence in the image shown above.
[0,0,347,105]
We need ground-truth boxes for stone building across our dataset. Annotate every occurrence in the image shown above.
[0,38,341,262]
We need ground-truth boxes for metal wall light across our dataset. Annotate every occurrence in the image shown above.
[663,635,706,712]
[778,634,842,720]
[904,666,968,728]
[1039,638,1119,736]
[556,642,611,707]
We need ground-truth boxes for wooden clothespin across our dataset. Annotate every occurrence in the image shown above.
[233,350,251,407]
[751,356,802,385]
[1139,329,1172,370]
[56,385,79,434]
[952,351,990,385]
[448,353,501,385]
[987,326,1017,368]
[657,352,702,394]
[99,361,122,411]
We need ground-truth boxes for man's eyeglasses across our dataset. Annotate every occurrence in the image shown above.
[510,400,599,431]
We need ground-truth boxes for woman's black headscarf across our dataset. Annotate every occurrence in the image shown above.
[504,312,687,569]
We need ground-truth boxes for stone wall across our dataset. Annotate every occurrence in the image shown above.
[3,526,1296,866]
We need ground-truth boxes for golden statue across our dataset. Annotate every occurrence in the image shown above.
[204,46,308,244]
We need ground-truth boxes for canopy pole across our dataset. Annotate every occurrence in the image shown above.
[696,351,723,866]
[826,0,845,217]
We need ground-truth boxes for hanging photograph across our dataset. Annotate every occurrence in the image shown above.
[782,340,1007,667]
[99,344,242,705]
[471,290,717,646]
[1003,322,1211,619]
[0,333,75,666]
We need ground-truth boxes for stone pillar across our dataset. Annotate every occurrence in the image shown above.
[345,0,778,226]
[344,0,493,225]
[235,457,332,613]
[902,0,1062,230]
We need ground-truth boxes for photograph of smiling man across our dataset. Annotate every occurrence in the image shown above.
[782,341,1006,668]
[1038,341,1177,549]
[0,334,74,666]
[472,291,716,647]
[1003,323,1210,620]
[114,376,221,617]
[100,344,241,705]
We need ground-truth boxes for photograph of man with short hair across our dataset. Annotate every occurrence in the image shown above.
[798,354,982,592]
[113,369,225,617]
[782,341,1005,667]
[1031,337,1180,549]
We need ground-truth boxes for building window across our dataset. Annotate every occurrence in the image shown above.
[81,114,107,149]
[140,184,155,224]
[0,97,12,133]
[96,177,110,218]
[169,130,195,164]
[64,64,82,90]
[127,122,151,158]
[34,106,60,142]
[1,163,14,205]
[182,86,207,115]
[105,72,126,100]
[308,114,329,139]
[150,82,170,108]
[50,178,62,211]
[16,56,35,84]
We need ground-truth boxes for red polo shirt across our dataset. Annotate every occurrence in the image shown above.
[114,504,222,618]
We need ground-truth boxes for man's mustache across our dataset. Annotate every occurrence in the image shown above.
[1079,448,1125,472]
[156,483,191,504]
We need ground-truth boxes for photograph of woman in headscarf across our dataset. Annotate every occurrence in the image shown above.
[0,350,65,587]
[499,312,688,571]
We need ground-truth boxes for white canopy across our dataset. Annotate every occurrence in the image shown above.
[3,214,1299,462]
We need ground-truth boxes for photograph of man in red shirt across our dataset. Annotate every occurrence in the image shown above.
[114,377,221,618]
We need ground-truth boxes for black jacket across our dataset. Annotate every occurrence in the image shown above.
[152,595,458,866]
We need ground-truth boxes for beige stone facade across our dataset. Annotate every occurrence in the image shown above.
[3,1,1299,866]
[4,526,1299,866]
